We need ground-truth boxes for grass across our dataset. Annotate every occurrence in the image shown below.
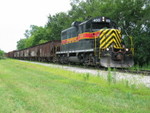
[130,63,150,71]
[0,59,150,113]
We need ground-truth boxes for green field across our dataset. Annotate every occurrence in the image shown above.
[0,59,150,113]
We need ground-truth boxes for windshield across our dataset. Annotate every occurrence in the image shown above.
[91,22,117,31]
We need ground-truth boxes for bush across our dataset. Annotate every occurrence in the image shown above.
[0,50,5,59]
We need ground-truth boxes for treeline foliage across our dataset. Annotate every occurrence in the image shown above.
[17,0,150,65]
[0,49,5,59]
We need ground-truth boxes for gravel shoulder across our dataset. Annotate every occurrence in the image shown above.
[20,60,150,88]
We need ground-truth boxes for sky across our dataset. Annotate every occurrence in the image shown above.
[0,0,71,52]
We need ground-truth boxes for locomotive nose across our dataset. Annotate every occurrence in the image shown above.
[99,29,122,49]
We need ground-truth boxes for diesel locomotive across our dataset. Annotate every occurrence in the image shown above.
[56,16,134,67]
[6,16,134,68]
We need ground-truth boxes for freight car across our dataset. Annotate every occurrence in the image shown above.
[5,50,16,58]
[7,40,61,62]
[7,16,134,68]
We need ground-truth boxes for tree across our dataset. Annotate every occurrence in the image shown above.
[0,49,5,59]
[17,25,48,49]
[17,39,27,50]
[46,12,71,41]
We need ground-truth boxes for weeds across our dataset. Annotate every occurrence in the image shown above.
[107,67,112,85]
[131,84,136,89]
[83,73,90,81]
[125,80,129,88]
[130,63,150,71]
[97,70,100,77]
[126,92,133,100]
[106,68,138,90]
[112,68,117,84]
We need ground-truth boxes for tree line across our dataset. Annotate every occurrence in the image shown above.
[17,0,150,66]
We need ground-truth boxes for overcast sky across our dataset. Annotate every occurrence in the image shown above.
[0,0,71,52]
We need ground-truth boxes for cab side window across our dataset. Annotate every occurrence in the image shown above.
[79,24,87,33]
[61,31,67,40]
[79,25,83,34]
[67,30,71,39]
[86,23,91,32]
[71,27,77,37]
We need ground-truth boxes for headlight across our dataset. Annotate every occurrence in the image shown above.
[102,17,105,21]
[125,48,129,51]
[106,48,109,51]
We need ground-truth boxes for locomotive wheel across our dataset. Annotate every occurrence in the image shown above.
[60,56,64,64]
[59,55,68,64]
[89,53,96,66]
[83,53,96,67]
[83,54,88,67]
[52,56,57,63]
[83,54,92,66]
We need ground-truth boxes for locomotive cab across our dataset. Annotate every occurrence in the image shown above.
[91,17,115,31]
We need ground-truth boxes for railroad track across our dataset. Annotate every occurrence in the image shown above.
[71,64,150,76]
[118,69,150,76]
[62,63,150,76]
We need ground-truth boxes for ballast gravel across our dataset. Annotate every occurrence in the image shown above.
[21,60,150,88]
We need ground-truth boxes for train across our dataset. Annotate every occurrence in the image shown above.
[6,16,134,68]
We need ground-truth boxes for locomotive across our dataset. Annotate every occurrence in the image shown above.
[6,16,134,68]
[56,16,134,67]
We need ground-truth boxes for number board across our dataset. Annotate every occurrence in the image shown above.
[92,18,111,23]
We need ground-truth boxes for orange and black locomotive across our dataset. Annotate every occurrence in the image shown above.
[56,16,134,67]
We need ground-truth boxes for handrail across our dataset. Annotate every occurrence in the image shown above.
[129,36,134,56]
